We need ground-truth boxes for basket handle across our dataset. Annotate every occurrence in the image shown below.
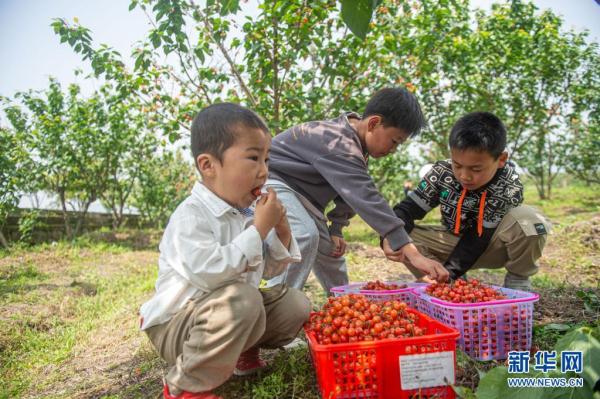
[428,293,540,307]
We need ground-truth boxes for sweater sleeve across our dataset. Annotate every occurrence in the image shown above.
[327,196,356,237]
[407,163,444,212]
[312,153,411,250]
[392,196,430,234]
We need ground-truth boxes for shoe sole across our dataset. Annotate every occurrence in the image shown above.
[233,366,266,376]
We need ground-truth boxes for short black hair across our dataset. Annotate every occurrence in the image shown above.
[191,103,269,164]
[449,112,507,159]
[363,87,426,137]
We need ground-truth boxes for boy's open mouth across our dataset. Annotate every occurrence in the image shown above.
[251,186,263,197]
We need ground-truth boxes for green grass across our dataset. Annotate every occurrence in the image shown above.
[0,181,597,398]
[345,181,599,247]
[214,347,319,399]
[346,182,599,285]
[0,238,157,398]
[344,217,380,246]
[523,180,599,222]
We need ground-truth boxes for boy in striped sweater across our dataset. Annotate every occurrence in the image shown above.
[385,112,551,291]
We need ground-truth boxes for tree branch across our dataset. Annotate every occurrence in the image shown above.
[271,10,280,131]
[190,2,257,107]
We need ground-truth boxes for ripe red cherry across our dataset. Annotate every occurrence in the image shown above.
[425,279,506,303]
[362,280,408,290]
[306,294,419,344]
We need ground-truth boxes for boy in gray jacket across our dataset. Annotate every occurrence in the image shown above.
[266,87,449,294]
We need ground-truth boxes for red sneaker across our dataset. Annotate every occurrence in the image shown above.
[233,347,266,376]
[163,382,223,399]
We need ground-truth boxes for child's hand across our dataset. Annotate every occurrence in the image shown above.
[382,238,403,262]
[330,235,346,258]
[401,243,449,282]
[274,212,292,248]
[417,275,437,284]
[254,188,286,240]
[409,255,449,283]
[383,240,449,283]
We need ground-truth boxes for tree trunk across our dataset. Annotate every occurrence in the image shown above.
[271,13,280,133]
[111,206,120,230]
[116,202,125,229]
[0,230,9,249]
[58,189,73,238]
[545,137,554,200]
[111,203,125,230]
[74,200,93,237]
[536,182,547,200]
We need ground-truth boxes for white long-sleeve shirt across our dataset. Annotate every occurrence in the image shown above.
[139,182,301,330]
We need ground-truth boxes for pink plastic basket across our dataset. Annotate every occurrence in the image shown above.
[330,282,428,307]
[412,286,539,361]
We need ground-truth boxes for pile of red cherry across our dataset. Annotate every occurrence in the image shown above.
[306,294,425,345]
[425,278,507,303]
[361,280,408,290]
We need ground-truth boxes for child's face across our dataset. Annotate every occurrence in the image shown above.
[450,148,508,191]
[365,116,410,158]
[200,127,271,208]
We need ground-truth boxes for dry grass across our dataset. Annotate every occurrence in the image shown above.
[1,208,598,398]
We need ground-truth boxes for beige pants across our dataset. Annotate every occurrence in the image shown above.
[404,205,551,278]
[145,282,311,393]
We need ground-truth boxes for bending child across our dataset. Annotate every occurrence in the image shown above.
[385,112,551,291]
[265,87,449,294]
[139,103,311,399]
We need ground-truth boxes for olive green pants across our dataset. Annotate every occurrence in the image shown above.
[404,205,551,279]
[145,282,311,393]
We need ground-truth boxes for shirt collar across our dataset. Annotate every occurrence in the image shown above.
[191,182,234,217]
[341,111,368,159]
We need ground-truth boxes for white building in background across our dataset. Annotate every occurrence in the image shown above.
[18,191,139,215]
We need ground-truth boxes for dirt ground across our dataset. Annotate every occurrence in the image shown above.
[2,216,599,398]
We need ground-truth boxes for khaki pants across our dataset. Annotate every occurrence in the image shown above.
[145,282,311,393]
[404,205,551,278]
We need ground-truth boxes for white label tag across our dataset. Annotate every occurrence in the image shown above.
[399,351,455,390]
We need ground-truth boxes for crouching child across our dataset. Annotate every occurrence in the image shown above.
[139,103,311,399]
[385,112,551,291]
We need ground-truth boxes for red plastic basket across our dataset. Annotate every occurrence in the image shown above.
[305,309,460,399]
[412,286,539,361]
[330,282,428,307]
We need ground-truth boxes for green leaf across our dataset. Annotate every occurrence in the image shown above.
[476,366,488,381]
[576,290,600,313]
[554,326,600,391]
[168,131,179,143]
[475,326,600,399]
[134,55,142,70]
[340,0,380,40]
[545,323,573,332]
[218,0,240,16]
[453,385,476,399]
[476,366,545,399]
[476,366,508,399]
[194,47,205,63]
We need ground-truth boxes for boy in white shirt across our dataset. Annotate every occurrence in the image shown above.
[139,103,311,399]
